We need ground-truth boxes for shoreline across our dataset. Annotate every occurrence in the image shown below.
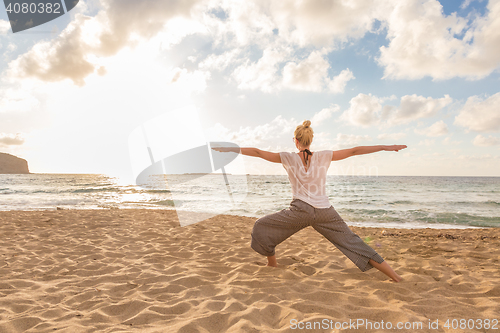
[0,207,493,230]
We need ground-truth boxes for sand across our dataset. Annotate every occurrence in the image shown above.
[0,209,499,333]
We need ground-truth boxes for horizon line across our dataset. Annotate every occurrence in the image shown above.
[6,173,500,178]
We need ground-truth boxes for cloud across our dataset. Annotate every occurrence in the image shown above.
[197,0,380,93]
[414,120,449,137]
[311,105,340,125]
[378,0,500,80]
[341,93,383,127]
[202,1,274,49]
[233,48,354,94]
[341,93,451,128]
[460,0,476,10]
[268,0,390,47]
[208,0,500,83]
[206,114,297,146]
[198,49,243,71]
[454,92,500,132]
[0,19,10,35]
[6,0,500,88]
[282,50,330,92]
[207,0,389,49]
[232,47,286,92]
[6,0,202,86]
[473,134,500,146]
[0,133,25,146]
[327,68,355,94]
[386,94,452,125]
[208,0,500,82]
[281,50,354,93]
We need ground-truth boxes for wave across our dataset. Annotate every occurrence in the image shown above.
[144,189,172,194]
[441,200,500,208]
[388,200,414,205]
[148,200,176,206]
[72,186,123,193]
[339,208,500,228]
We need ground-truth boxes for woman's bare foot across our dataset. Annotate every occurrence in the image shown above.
[368,259,402,282]
[267,255,277,267]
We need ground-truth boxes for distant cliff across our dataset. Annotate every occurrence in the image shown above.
[0,153,30,174]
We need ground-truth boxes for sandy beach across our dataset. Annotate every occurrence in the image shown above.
[0,209,499,332]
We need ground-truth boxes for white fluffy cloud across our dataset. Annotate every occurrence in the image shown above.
[414,120,449,137]
[206,114,297,146]
[0,19,10,35]
[379,0,500,80]
[282,50,330,92]
[341,93,451,127]
[473,134,500,146]
[198,48,243,71]
[341,93,382,127]
[311,105,340,126]
[281,51,354,93]
[454,92,500,132]
[6,0,202,86]
[232,48,354,93]
[327,69,355,94]
[209,0,388,49]
[232,47,286,92]
[387,95,452,125]
[211,0,500,82]
[210,0,500,82]
[0,133,24,146]
[6,0,500,89]
[5,0,377,90]
[197,0,378,93]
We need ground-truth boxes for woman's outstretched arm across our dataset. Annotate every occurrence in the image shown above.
[211,147,281,163]
[332,145,407,161]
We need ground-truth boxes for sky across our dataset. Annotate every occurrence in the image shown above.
[0,0,499,182]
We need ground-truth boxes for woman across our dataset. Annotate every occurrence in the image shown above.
[212,120,405,282]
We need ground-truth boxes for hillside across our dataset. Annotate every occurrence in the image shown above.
[0,153,30,174]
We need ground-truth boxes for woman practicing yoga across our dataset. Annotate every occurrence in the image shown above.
[212,120,405,282]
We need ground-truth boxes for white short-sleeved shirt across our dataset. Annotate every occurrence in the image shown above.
[279,150,333,208]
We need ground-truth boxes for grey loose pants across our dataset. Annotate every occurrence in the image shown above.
[251,198,384,272]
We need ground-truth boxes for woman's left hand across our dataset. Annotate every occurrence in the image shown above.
[211,147,239,153]
[386,145,407,152]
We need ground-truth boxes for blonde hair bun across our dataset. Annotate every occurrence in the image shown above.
[294,120,314,147]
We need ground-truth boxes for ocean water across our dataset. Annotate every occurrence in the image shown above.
[0,173,499,229]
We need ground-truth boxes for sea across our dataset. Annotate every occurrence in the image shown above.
[1,173,499,229]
